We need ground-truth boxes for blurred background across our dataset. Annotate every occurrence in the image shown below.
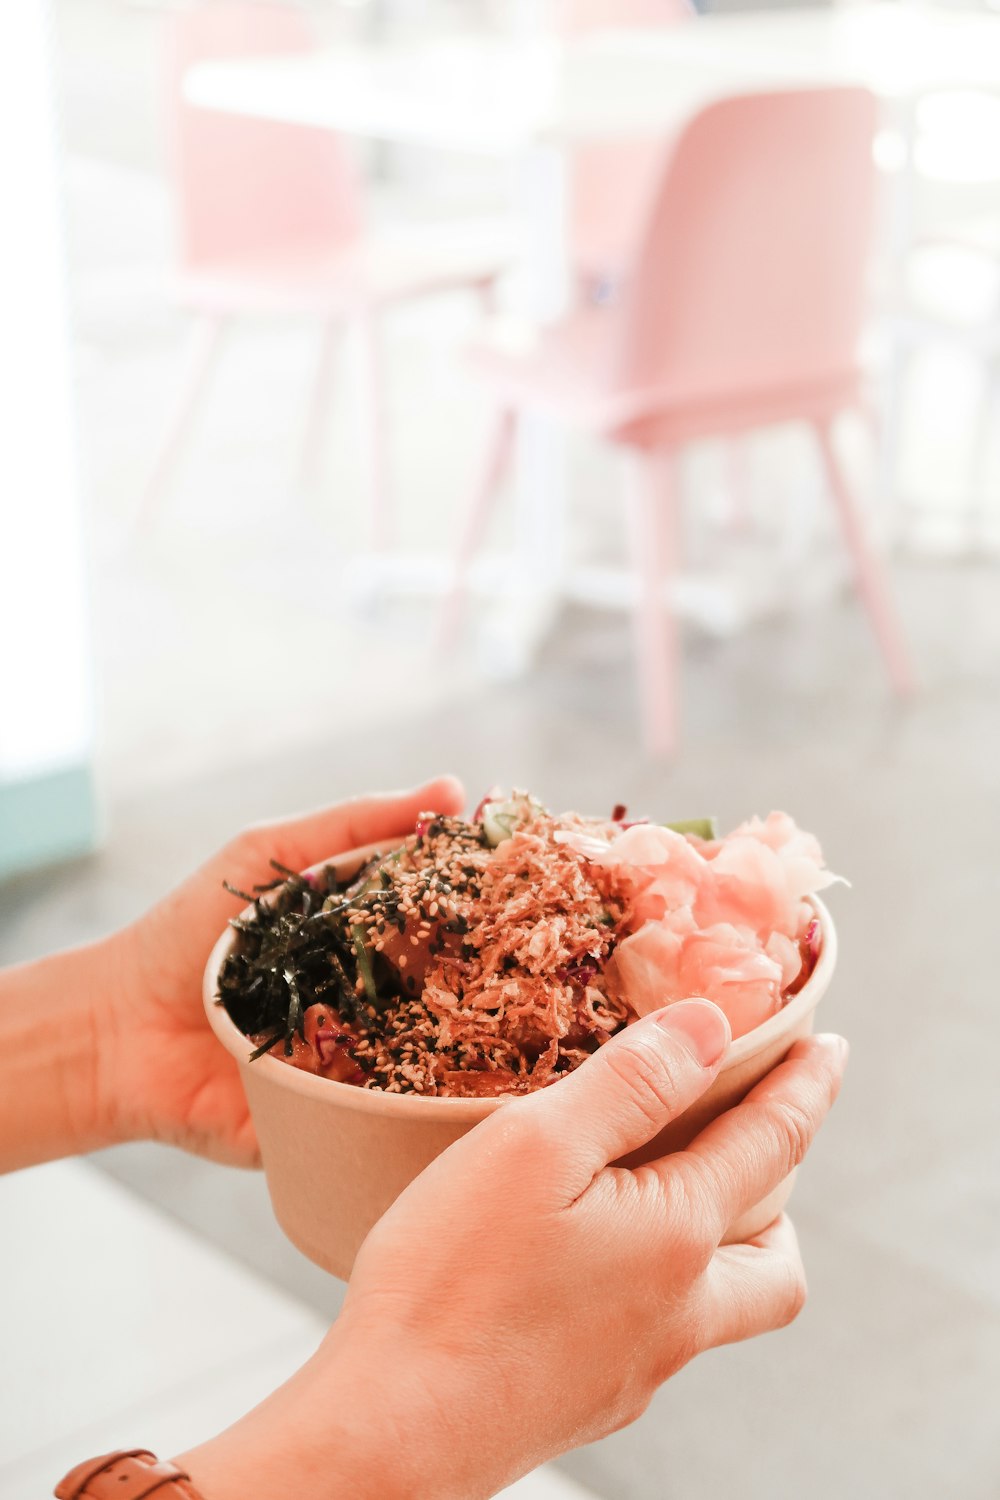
[2,0,998,1496]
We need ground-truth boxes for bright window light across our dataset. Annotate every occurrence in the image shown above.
[916,89,1000,185]
[0,0,94,782]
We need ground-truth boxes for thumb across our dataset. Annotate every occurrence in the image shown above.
[210,777,466,895]
[524,999,731,1194]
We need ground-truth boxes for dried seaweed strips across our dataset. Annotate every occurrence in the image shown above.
[217,825,491,1062]
[216,858,378,1056]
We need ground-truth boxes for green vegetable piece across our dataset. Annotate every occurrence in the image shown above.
[665,817,719,841]
[351,925,379,1007]
[481,793,545,847]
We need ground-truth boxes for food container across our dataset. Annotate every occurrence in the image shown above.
[204,841,837,1280]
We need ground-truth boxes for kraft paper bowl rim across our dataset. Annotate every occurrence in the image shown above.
[203,840,837,1121]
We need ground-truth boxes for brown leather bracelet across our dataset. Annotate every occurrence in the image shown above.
[54,1449,205,1500]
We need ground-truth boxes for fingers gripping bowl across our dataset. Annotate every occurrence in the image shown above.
[203,795,839,1279]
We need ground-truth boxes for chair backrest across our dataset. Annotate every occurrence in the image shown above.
[562,0,695,283]
[167,2,363,270]
[611,87,878,406]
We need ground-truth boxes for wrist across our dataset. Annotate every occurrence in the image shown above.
[0,936,125,1173]
[179,1315,472,1500]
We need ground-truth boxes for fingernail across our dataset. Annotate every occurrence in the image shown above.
[815,1032,849,1064]
[654,999,731,1068]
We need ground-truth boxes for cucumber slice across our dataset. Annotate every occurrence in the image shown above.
[665,817,719,840]
[351,925,379,1007]
[481,793,545,847]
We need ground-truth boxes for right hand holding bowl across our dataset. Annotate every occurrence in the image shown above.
[180,999,847,1500]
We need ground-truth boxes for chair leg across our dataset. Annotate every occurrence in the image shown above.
[626,448,680,758]
[854,395,892,554]
[297,319,342,492]
[813,417,915,696]
[436,407,516,653]
[355,311,391,550]
[877,334,911,548]
[135,314,225,532]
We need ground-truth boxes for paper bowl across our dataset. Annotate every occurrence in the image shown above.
[204,841,837,1280]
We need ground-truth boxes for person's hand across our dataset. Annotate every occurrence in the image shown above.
[97,776,465,1166]
[179,1002,847,1500]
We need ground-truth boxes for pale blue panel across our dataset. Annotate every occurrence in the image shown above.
[0,764,98,881]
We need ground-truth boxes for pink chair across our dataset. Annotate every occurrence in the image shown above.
[561,0,694,296]
[441,88,915,755]
[140,2,512,540]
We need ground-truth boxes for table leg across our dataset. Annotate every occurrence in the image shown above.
[887,93,919,278]
[482,142,572,677]
[877,93,920,549]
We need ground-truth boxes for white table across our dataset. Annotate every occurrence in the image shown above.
[184,6,1000,652]
[184,9,1000,152]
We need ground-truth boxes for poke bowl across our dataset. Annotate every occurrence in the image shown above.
[203,794,839,1280]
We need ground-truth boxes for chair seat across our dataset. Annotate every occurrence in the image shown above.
[468,313,863,446]
[173,217,518,316]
